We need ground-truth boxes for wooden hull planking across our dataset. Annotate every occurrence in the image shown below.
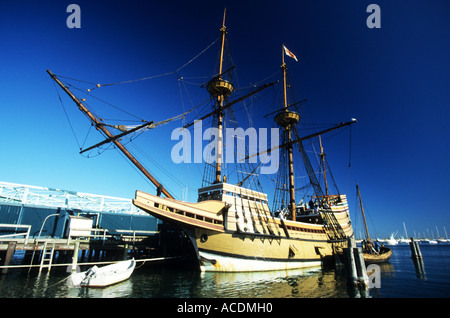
[363,248,392,264]
[133,186,353,272]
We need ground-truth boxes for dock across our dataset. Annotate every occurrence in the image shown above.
[0,181,193,274]
[0,234,161,274]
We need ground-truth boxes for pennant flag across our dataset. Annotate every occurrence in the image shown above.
[283,45,298,62]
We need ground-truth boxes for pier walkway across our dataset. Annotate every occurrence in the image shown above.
[0,181,191,274]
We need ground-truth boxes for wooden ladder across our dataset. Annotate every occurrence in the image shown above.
[39,240,55,273]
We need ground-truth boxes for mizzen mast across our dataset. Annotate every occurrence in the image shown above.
[46,69,174,199]
[319,135,329,201]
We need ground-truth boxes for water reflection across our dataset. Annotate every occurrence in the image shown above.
[0,262,387,298]
[16,265,355,298]
[197,266,349,298]
[2,244,447,298]
[0,261,386,298]
[68,280,133,298]
[412,258,426,280]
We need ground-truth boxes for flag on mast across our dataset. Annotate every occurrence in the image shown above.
[283,45,298,62]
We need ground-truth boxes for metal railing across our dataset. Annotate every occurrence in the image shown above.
[0,223,31,244]
[66,228,158,244]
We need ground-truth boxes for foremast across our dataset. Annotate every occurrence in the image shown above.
[46,70,174,199]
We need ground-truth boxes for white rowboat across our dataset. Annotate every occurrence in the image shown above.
[71,258,135,287]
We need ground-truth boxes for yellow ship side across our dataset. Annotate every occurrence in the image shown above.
[133,183,353,272]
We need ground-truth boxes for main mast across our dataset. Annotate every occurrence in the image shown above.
[275,46,300,220]
[206,9,234,183]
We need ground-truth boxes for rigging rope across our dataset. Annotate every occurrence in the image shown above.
[85,37,220,90]
[52,80,81,149]
[59,73,209,134]
[348,123,352,168]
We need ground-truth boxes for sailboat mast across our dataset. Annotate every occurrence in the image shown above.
[47,69,174,199]
[356,183,370,240]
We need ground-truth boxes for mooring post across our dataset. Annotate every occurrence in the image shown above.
[410,237,426,279]
[409,237,422,259]
[2,242,17,275]
[123,244,129,260]
[71,241,80,272]
[354,247,369,287]
[345,237,358,285]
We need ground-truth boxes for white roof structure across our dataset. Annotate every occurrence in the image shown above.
[0,181,147,215]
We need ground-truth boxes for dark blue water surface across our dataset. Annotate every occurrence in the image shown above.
[0,244,449,298]
[371,243,450,297]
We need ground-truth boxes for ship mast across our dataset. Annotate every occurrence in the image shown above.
[206,9,234,183]
[275,45,300,221]
[356,183,370,240]
[46,69,174,199]
[319,135,329,201]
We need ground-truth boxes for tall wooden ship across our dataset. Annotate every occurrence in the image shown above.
[48,11,356,272]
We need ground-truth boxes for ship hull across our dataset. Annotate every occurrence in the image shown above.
[199,250,322,272]
[133,185,352,272]
[195,229,328,272]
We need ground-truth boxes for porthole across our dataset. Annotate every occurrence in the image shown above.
[200,234,208,243]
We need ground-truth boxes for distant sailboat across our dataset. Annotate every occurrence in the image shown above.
[385,233,398,245]
[436,226,448,243]
[398,222,410,243]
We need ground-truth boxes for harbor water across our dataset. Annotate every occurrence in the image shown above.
[1,244,449,298]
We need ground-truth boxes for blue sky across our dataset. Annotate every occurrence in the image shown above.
[0,0,449,238]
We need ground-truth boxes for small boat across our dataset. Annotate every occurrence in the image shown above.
[385,234,398,245]
[436,226,448,243]
[71,258,136,287]
[428,240,438,244]
[361,242,392,263]
[356,184,392,263]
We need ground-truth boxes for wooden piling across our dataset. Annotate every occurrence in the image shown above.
[71,241,80,272]
[409,237,422,259]
[344,237,368,287]
[123,244,129,260]
[410,237,426,279]
[344,237,358,285]
[354,247,369,286]
[2,242,16,274]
